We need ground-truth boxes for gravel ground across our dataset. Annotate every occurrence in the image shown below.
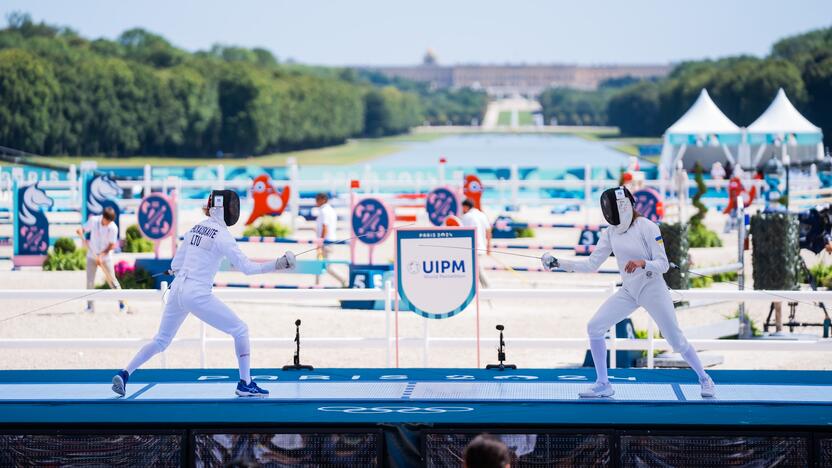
[0,208,828,372]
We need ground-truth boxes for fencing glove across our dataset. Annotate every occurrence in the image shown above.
[541,252,559,271]
[276,251,296,271]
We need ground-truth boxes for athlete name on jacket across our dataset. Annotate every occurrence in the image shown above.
[189,225,218,247]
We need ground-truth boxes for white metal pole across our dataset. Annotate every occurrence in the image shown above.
[160,281,169,369]
[217,164,225,191]
[68,164,78,205]
[143,164,151,196]
[422,319,429,368]
[510,164,519,210]
[738,195,749,339]
[584,164,592,224]
[287,157,299,232]
[647,317,656,369]
[438,158,446,186]
[200,322,207,368]
[384,280,392,368]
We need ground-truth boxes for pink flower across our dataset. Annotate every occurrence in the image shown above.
[114,260,135,277]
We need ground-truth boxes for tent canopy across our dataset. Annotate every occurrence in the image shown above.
[665,89,742,146]
[747,88,823,145]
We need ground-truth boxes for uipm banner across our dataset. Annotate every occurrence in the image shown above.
[396,227,477,319]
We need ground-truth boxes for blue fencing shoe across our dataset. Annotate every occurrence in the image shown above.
[111,370,129,397]
[236,380,269,398]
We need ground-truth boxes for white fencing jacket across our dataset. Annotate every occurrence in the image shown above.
[555,217,669,286]
[171,210,278,287]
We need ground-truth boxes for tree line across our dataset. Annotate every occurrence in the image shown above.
[538,76,643,127]
[539,26,832,146]
[356,69,489,126]
[0,14,484,157]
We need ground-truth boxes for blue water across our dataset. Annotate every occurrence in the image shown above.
[371,134,640,168]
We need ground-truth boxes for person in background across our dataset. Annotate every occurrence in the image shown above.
[315,192,346,287]
[711,161,726,184]
[461,198,491,288]
[76,207,129,313]
[463,434,511,468]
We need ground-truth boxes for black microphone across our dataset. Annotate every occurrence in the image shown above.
[283,318,313,371]
[486,324,516,371]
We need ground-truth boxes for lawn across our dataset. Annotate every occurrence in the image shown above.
[575,132,662,157]
[517,111,534,126]
[497,111,512,126]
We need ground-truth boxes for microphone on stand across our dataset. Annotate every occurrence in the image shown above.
[486,324,517,371]
[282,319,314,371]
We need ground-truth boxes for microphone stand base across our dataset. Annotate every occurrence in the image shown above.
[281,364,315,371]
[485,363,517,371]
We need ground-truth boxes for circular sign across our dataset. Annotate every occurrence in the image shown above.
[351,197,391,245]
[633,188,663,223]
[426,187,460,227]
[444,215,462,227]
[138,194,175,240]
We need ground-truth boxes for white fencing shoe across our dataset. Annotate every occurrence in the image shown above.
[700,375,716,398]
[578,381,615,398]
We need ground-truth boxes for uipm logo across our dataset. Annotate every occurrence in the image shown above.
[409,259,466,275]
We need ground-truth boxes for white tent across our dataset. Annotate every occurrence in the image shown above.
[746,88,824,167]
[659,89,743,175]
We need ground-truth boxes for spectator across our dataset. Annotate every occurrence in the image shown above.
[711,161,726,182]
[314,192,346,287]
[463,434,511,468]
[461,198,492,288]
[723,161,733,181]
[76,207,130,313]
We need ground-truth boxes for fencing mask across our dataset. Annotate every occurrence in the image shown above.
[600,186,635,234]
[208,190,241,226]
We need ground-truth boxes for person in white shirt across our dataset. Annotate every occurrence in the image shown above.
[542,186,715,399]
[461,198,491,288]
[315,192,346,287]
[711,161,726,181]
[76,207,125,313]
[112,190,296,398]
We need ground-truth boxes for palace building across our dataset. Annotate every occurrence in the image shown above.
[361,49,670,97]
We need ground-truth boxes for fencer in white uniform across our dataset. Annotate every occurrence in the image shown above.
[112,190,296,398]
[542,186,715,398]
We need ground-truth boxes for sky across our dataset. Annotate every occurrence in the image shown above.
[1,0,830,66]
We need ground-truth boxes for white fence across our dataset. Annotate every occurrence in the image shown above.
[1,284,831,370]
[1,161,776,215]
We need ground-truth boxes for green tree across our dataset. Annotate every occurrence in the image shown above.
[607,81,661,136]
[220,65,284,154]
[363,86,422,137]
[771,26,832,69]
[802,50,832,147]
[0,48,59,152]
[118,28,183,67]
[708,57,806,125]
[539,87,610,126]
[165,66,220,154]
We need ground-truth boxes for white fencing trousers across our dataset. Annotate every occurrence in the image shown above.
[125,279,252,381]
[587,275,691,355]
